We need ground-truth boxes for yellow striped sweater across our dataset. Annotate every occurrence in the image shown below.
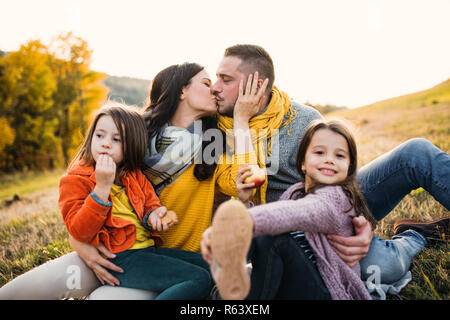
[158,152,256,252]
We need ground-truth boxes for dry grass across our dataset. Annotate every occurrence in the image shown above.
[0,80,449,298]
[327,82,450,299]
[0,188,60,223]
[0,188,71,285]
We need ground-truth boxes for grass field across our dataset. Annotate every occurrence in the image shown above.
[0,80,449,299]
[326,79,450,299]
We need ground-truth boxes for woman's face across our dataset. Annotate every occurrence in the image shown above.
[182,69,217,116]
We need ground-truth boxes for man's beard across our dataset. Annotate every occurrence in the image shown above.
[218,106,233,117]
[216,98,236,117]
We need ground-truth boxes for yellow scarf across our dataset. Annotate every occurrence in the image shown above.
[217,86,297,205]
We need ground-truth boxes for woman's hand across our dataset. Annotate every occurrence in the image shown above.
[233,72,269,123]
[236,164,256,207]
[69,234,123,286]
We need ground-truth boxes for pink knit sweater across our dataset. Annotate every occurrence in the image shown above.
[249,182,372,300]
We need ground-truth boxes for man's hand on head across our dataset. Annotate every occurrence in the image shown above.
[233,71,269,123]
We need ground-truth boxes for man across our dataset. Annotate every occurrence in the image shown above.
[201,44,450,299]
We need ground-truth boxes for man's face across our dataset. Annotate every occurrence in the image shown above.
[211,56,247,117]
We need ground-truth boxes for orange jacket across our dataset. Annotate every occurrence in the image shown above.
[59,163,162,253]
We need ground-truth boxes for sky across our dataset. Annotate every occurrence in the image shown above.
[1,0,450,108]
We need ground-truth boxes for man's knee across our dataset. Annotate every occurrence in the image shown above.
[393,138,435,163]
[401,138,433,152]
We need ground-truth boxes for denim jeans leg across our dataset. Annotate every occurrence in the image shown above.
[357,138,450,221]
[360,232,427,284]
[109,248,212,300]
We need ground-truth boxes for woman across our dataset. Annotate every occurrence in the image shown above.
[0,62,266,299]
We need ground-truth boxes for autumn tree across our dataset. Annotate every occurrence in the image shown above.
[0,40,58,171]
[0,54,15,169]
[49,32,108,165]
[0,33,108,172]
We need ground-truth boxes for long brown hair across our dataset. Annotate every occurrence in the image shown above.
[70,102,148,181]
[296,119,377,230]
[144,62,225,181]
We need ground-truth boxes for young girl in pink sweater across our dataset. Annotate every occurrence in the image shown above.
[206,119,378,300]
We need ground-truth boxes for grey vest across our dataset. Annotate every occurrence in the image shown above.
[265,101,323,203]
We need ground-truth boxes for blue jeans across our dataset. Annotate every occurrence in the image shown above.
[357,138,450,219]
[109,247,212,300]
[357,138,450,283]
[360,231,426,283]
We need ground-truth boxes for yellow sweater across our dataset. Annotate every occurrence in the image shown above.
[158,152,254,252]
[110,184,155,249]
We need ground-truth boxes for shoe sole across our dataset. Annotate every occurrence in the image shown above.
[211,200,253,300]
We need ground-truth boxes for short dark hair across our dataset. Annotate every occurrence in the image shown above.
[224,44,275,93]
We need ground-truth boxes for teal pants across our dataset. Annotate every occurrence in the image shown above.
[109,246,212,300]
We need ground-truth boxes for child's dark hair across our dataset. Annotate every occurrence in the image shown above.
[70,102,148,180]
[296,119,378,230]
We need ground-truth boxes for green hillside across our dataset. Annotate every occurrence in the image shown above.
[327,79,450,165]
[103,76,151,107]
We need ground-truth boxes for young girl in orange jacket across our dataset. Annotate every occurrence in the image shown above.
[59,103,212,299]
